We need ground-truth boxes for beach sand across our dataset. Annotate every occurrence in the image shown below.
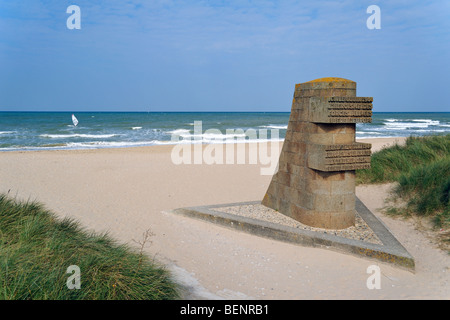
[1,137,449,299]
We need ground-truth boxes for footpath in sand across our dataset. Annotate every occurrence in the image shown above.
[0,138,448,299]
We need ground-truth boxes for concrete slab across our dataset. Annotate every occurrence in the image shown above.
[170,197,415,271]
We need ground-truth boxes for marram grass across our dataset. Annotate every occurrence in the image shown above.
[0,195,179,300]
[357,134,450,184]
[356,134,450,242]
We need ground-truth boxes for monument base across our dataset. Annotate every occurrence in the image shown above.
[169,197,415,271]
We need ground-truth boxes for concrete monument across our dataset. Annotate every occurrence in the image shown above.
[262,77,373,229]
[173,77,414,269]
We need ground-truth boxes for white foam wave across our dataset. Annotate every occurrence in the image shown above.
[171,131,256,140]
[167,128,283,141]
[383,118,440,129]
[0,137,288,152]
[259,125,288,129]
[65,140,161,148]
[40,133,118,139]
[383,121,439,129]
[356,135,399,139]
[0,131,15,134]
[411,119,440,124]
[131,127,142,130]
[167,129,191,134]
[60,138,284,149]
[357,131,382,135]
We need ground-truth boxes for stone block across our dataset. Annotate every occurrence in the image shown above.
[309,97,373,124]
[308,142,372,172]
[314,194,345,212]
[331,179,355,195]
[332,132,355,144]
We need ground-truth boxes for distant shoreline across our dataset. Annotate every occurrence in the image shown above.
[0,136,408,154]
[1,112,447,151]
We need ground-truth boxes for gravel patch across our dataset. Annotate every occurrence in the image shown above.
[215,204,383,245]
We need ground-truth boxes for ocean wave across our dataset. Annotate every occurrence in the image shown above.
[4,137,284,151]
[168,130,268,141]
[411,119,440,124]
[197,132,248,140]
[357,131,383,135]
[0,131,15,134]
[65,140,163,148]
[167,127,284,140]
[259,125,288,129]
[40,133,119,139]
[167,129,191,135]
[131,127,142,130]
[383,120,440,129]
[356,135,400,139]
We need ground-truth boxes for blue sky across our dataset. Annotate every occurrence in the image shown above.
[0,0,449,112]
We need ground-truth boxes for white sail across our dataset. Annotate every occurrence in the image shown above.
[72,114,79,127]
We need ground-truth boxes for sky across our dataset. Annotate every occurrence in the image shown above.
[0,0,449,112]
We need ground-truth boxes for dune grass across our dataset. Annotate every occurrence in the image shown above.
[395,157,450,227]
[357,134,450,184]
[356,134,450,244]
[0,194,179,300]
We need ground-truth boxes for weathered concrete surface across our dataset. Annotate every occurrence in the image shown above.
[262,77,373,229]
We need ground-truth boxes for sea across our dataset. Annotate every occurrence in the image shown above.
[0,112,449,151]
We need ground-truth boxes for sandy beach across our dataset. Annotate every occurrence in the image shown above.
[1,137,449,299]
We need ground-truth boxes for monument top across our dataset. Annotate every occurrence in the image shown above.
[305,77,354,83]
[295,77,357,97]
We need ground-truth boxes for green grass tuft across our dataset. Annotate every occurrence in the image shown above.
[0,194,180,300]
[356,134,450,242]
[395,157,450,218]
[357,134,450,184]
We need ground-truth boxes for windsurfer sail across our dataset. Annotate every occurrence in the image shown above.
[72,114,79,127]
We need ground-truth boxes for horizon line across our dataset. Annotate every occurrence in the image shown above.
[0,110,449,114]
